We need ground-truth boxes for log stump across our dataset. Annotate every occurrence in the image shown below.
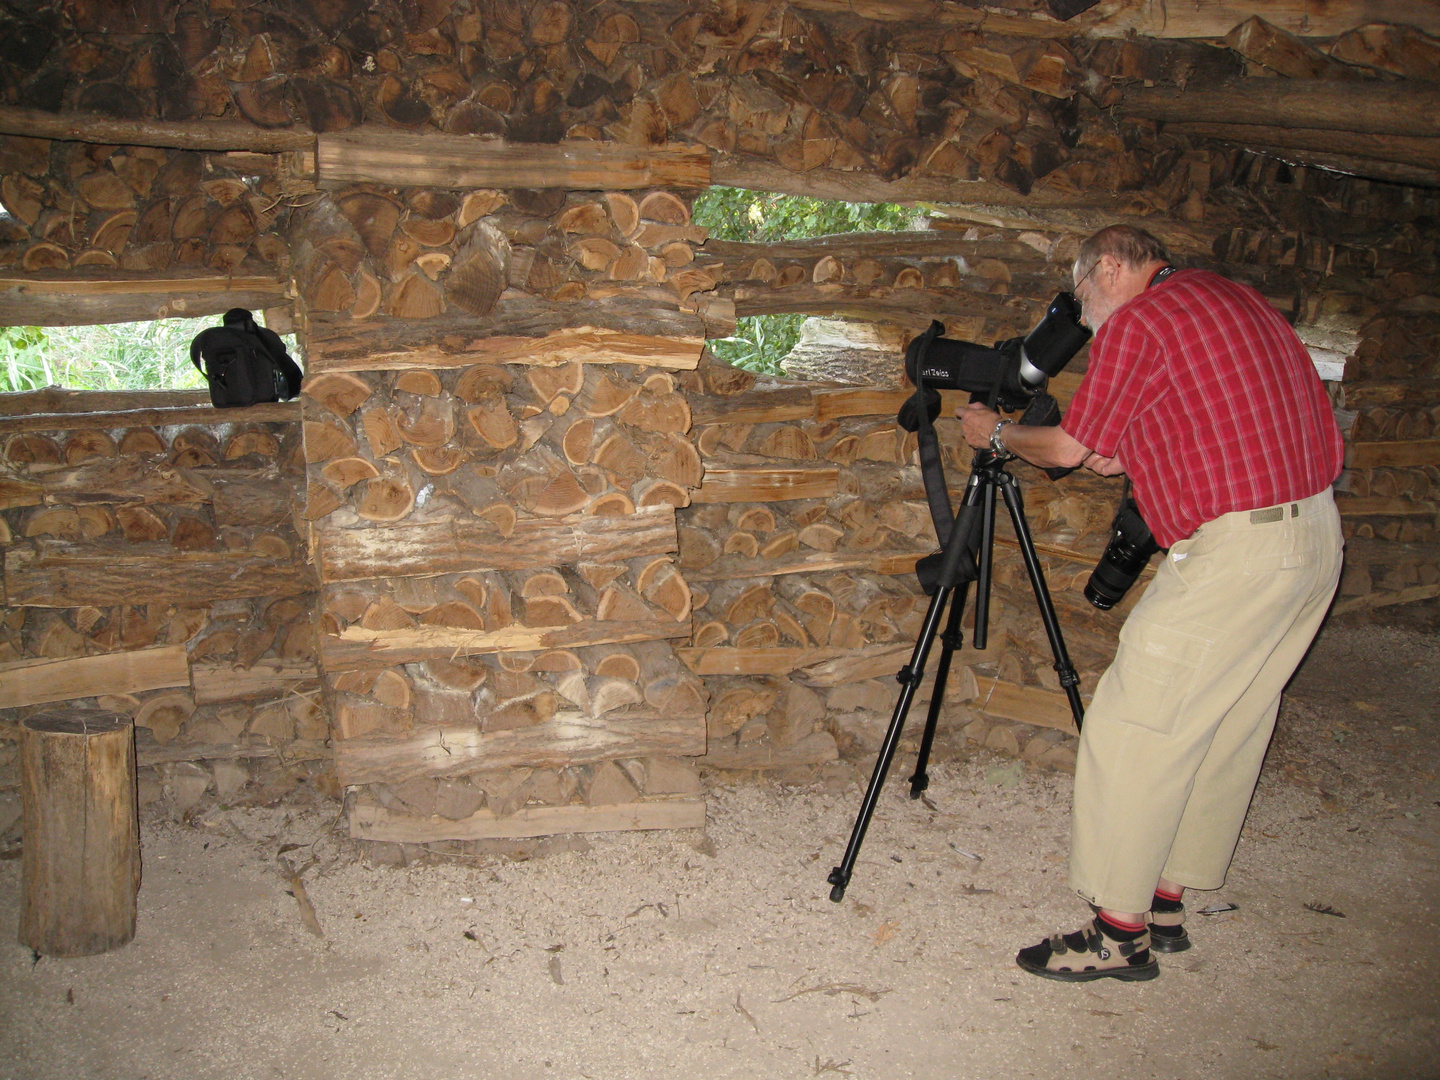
[19,711,140,957]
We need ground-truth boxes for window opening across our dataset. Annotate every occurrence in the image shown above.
[0,316,298,395]
[692,187,926,377]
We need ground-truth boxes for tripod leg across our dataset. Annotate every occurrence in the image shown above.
[997,473,1086,731]
[907,580,969,799]
[828,584,952,902]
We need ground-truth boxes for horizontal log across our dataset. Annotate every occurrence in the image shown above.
[304,303,707,373]
[0,106,313,152]
[689,386,817,426]
[814,387,968,422]
[0,402,299,434]
[926,207,1221,259]
[1335,496,1438,518]
[683,549,930,582]
[710,154,1151,211]
[349,797,706,843]
[696,731,839,771]
[1118,81,1440,139]
[0,646,189,708]
[691,467,840,503]
[0,389,207,417]
[334,711,705,786]
[700,232,1053,265]
[973,676,1084,737]
[676,646,849,677]
[5,541,312,607]
[782,0,1440,38]
[1332,583,1440,616]
[1347,440,1440,469]
[317,130,711,190]
[1081,1,1440,39]
[135,737,330,768]
[0,273,289,328]
[319,617,688,672]
[731,282,1024,327]
[315,505,677,583]
[1164,122,1440,173]
[191,658,321,704]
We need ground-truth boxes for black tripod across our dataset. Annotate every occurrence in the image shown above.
[827,446,1086,902]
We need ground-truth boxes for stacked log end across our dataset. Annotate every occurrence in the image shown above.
[0,400,326,811]
[298,184,714,847]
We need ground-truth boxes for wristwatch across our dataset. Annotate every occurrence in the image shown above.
[989,418,1015,458]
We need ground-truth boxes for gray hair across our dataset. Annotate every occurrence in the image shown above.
[1075,225,1172,281]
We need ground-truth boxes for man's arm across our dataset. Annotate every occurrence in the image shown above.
[958,402,1096,470]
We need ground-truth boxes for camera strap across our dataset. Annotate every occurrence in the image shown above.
[902,320,958,548]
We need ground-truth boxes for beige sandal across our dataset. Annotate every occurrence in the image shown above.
[1016,917,1159,982]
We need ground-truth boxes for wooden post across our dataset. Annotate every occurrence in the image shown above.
[19,711,140,957]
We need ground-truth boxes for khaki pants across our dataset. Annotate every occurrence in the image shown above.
[1070,489,1343,913]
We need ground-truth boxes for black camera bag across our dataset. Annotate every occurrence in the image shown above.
[190,308,303,408]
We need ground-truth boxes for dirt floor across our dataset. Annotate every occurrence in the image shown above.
[1,606,1436,1080]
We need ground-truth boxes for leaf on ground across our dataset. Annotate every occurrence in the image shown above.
[871,920,899,946]
[1304,902,1346,918]
[775,983,892,1004]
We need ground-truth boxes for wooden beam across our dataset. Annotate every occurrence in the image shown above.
[0,106,312,152]
[973,676,1083,736]
[683,549,930,582]
[315,505,677,583]
[689,386,816,426]
[0,388,207,417]
[0,402,298,435]
[317,130,711,190]
[710,154,1156,210]
[814,387,969,422]
[700,233,1054,265]
[731,282,1031,328]
[136,738,330,768]
[1118,80,1440,138]
[1080,2,1440,40]
[5,542,312,607]
[348,797,706,843]
[1346,440,1440,469]
[334,711,705,786]
[191,659,320,704]
[691,467,840,503]
[0,273,289,327]
[1165,122,1440,173]
[319,617,688,672]
[697,732,839,770]
[0,646,189,709]
[778,0,1440,38]
[1222,145,1439,188]
[303,304,707,374]
[675,646,848,677]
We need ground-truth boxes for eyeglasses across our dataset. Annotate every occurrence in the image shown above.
[1072,258,1100,294]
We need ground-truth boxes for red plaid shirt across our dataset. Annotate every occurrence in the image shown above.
[1062,269,1344,548]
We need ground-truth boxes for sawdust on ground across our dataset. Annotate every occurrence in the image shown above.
[1,610,1436,1080]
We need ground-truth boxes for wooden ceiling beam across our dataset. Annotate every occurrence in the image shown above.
[1118,79,1440,137]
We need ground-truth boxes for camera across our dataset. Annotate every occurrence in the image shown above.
[903,292,1091,413]
[1085,493,1160,610]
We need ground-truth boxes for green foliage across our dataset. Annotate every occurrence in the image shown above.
[692,187,920,376]
[0,317,297,395]
[693,187,917,245]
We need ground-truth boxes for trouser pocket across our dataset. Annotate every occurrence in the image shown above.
[1105,614,1213,736]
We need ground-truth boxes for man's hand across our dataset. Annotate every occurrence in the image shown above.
[960,402,1001,449]
[955,401,1096,470]
[1083,452,1126,476]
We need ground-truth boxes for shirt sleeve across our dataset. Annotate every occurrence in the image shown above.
[1060,312,1160,459]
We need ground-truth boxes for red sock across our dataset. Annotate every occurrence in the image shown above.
[1155,885,1183,902]
[1098,912,1145,938]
